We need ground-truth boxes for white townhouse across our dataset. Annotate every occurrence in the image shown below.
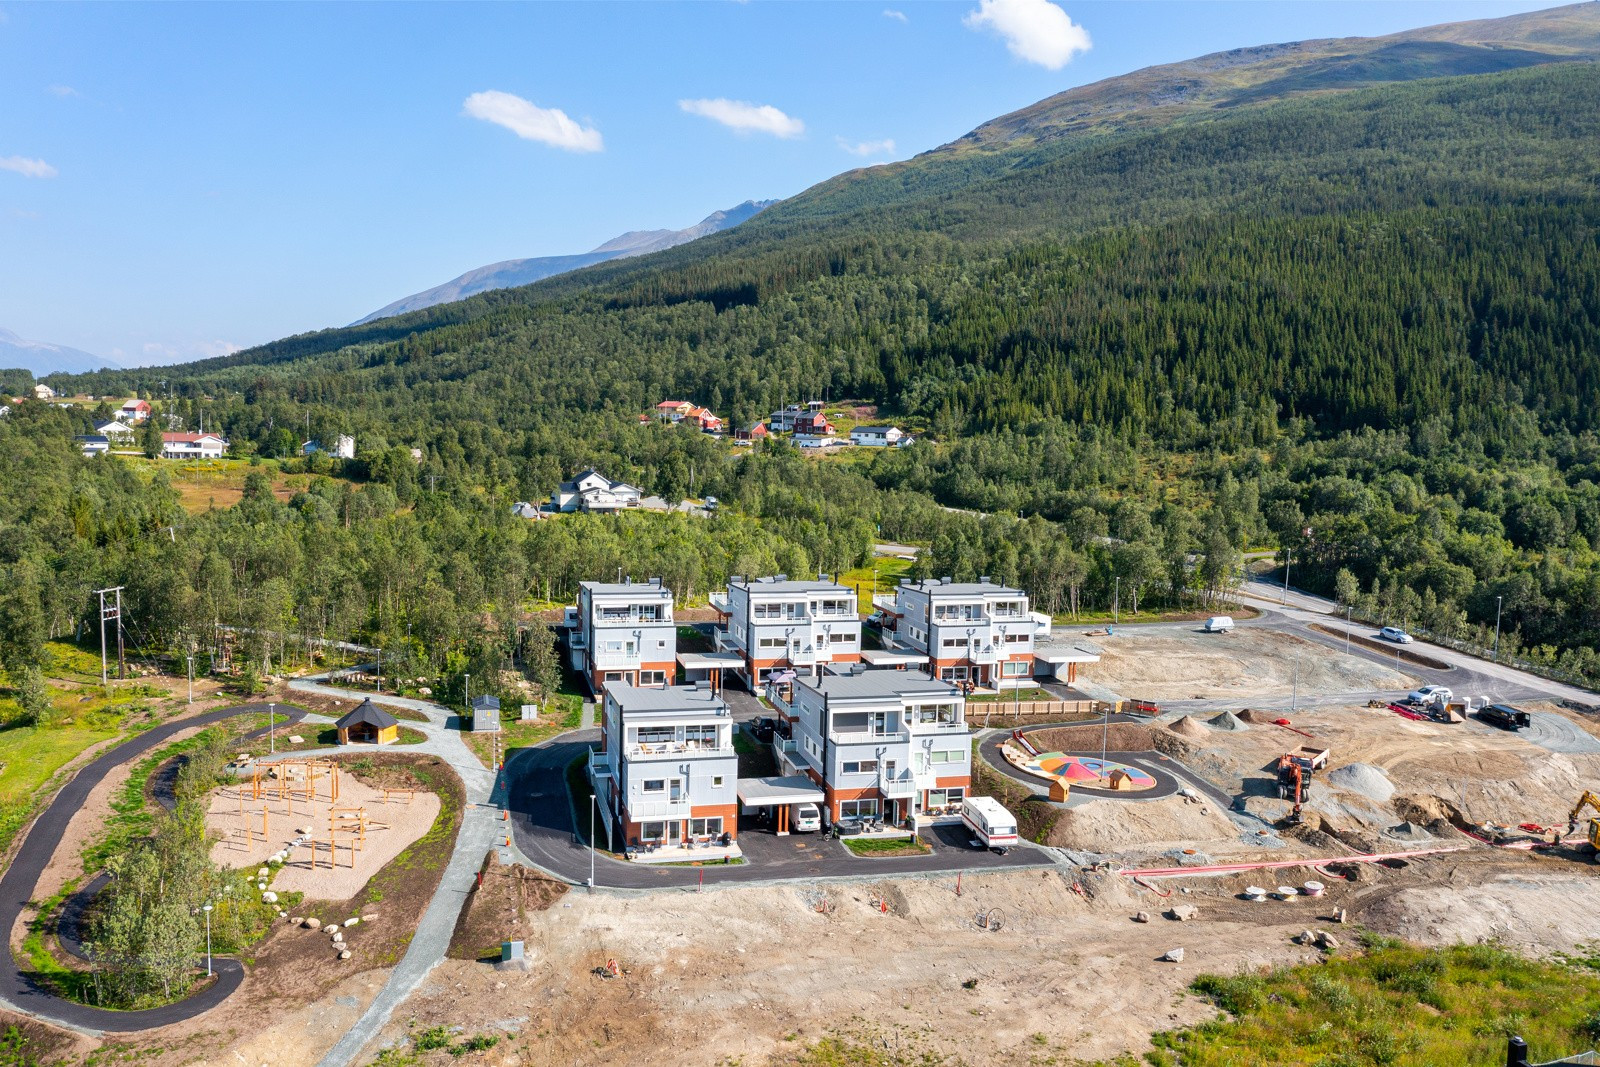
[849,425,909,447]
[160,432,229,460]
[549,470,645,514]
[781,668,972,826]
[877,576,1050,690]
[589,682,738,850]
[564,578,677,695]
[709,575,861,689]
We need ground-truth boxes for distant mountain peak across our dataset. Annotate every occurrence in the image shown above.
[0,328,120,377]
[354,198,778,325]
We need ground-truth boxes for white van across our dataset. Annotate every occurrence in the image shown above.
[792,803,821,833]
[960,796,1019,853]
[1203,616,1235,633]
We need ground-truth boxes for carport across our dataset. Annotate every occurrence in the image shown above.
[737,775,825,835]
[860,649,929,671]
[1035,645,1101,684]
[677,651,744,693]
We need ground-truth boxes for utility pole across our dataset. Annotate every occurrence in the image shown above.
[1282,547,1294,606]
[93,586,125,686]
[1113,575,1120,627]
[1493,595,1504,661]
[187,654,194,705]
[589,793,597,891]
[1344,604,1352,655]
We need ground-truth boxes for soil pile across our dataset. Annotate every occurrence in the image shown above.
[1392,793,1474,836]
[1328,763,1396,804]
[1030,723,1156,753]
[1166,716,1210,739]
[1238,709,1278,724]
[1044,796,1240,855]
[1208,711,1250,732]
[1384,821,1434,842]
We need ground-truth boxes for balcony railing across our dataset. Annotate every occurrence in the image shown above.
[880,773,919,799]
[833,729,907,746]
[628,797,693,819]
[626,742,730,760]
[594,612,670,626]
[908,719,969,733]
[593,651,645,669]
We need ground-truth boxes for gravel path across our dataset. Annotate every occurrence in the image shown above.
[1516,711,1600,755]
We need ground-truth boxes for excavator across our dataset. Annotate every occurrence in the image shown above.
[1567,791,1600,858]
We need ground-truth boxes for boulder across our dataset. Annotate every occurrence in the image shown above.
[304,918,321,930]
[1132,911,1151,924]
[361,913,379,922]
[289,916,304,926]
[339,949,351,960]
[257,867,270,878]
[262,891,278,904]
[1168,905,1199,922]
[1296,930,1317,945]
[1161,947,1185,963]
[1316,931,1340,950]
[343,918,359,928]
[331,931,343,943]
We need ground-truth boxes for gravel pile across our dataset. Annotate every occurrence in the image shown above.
[1327,762,1397,804]
[1167,715,1210,739]
[1383,820,1434,842]
[1208,711,1250,731]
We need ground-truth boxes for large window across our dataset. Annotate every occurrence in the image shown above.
[689,817,723,837]
[829,632,855,644]
[931,750,962,764]
[842,760,879,775]
[684,724,717,745]
[639,670,668,685]
[925,787,966,809]
[642,779,666,793]
[913,703,960,724]
[838,799,880,818]
[637,726,674,745]
[1002,660,1029,677]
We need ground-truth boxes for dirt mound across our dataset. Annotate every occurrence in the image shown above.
[1392,793,1474,836]
[1384,821,1434,842]
[1030,723,1156,753]
[1327,763,1396,804]
[1207,711,1249,731]
[1166,716,1210,739]
[1237,709,1277,724]
[1044,796,1240,854]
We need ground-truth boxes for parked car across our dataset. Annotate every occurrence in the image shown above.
[1406,684,1452,706]
[960,796,1019,854]
[1202,615,1235,633]
[753,717,775,743]
[1380,626,1414,644]
[792,803,821,833]
[1480,703,1532,731]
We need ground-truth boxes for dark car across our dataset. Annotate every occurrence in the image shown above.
[753,717,776,743]
[1480,704,1532,731]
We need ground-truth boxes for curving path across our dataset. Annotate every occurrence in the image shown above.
[0,702,305,1033]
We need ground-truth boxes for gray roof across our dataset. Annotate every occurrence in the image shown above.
[335,698,399,730]
[853,425,900,433]
[470,695,500,711]
[607,682,726,715]
[806,669,958,702]
[580,580,672,597]
[732,577,851,594]
[903,579,1024,597]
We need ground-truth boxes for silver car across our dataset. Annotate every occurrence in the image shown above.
[1380,626,1414,644]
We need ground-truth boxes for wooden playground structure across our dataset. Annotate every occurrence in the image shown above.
[207,756,438,895]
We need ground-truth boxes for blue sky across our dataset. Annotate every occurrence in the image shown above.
[0,0,1563,367]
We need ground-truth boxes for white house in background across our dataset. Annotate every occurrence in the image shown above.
[564,577,678,695]
[589,682,738,851]
[33,383,56,401]
[549,470,645,514]
[75,434,110,456]
[117,398,152,422]
[850,425,909,448]
[160,432,229,460]
[510,501,542,519]
[877,576,1051,690]
[94,419,136,443]
[301,434,355,460]
[781,667,972,827]
[710,575,861,689]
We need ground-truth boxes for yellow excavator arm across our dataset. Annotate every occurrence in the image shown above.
[1568,791,1600,853]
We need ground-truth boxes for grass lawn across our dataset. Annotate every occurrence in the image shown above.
[966,687,1051,704]
[842,836,931,857]
[1138,936,1600,1067]
[119,456,349,513]
[463,690,584,768]
[0,723,122,863]
[838,553,915,604]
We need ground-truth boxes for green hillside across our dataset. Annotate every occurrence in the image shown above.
[18,42,1600,689]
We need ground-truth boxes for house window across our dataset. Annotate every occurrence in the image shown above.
[757,637,787,650]
[1002,660,1029,677]
[642,779,666,793]
[637,726,674,745]
[842,760,879,775]
[689,817,723,837]
[939,667,970,682]
[829,632,854,644]
[941,637,966,649]
[1004,633,1028,643]
[657,639,668,649]
[639,670,668,685]
[931,750,962,764]
[684,724,716,744]
[640,821,666,843]
[838,799,880,818]
[712,776,724,788]
[604,671,626,683]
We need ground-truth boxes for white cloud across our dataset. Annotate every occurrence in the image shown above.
[964,0,1090,69]
[462,90,603,153]
[837,137,897,157]
[883,8,908,21]
[679,98,804,139]
[47,84,80,97]
[0,155,58,179]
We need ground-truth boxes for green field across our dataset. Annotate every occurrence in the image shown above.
[0,723,121,862]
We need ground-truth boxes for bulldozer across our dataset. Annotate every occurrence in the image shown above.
[1567,791,1600,858]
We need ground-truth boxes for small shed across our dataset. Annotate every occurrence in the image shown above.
[470,694,501,733]
[335,699,399,745]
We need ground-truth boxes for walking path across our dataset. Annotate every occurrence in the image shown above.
[0,702,302,1034]
[287,673,505,1067]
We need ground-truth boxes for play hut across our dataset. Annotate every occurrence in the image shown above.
[470,694,501,733]
[335,699,400,745]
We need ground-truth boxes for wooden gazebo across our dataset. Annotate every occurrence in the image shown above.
[335,699,399,745]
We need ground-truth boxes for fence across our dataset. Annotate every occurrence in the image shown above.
[971,699,1103,726]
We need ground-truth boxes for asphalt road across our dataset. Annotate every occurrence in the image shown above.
[0,702,303,1033]
[506,738,1050,889]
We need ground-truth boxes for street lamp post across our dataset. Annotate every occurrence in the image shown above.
[1493,596,1504,662]
[1344,604,1352,655]
[589,793,598,892]
[269,701,275,755]
[187,654,194,705]
[376,648,382,692]
[1100,706,1110,768]
[1282,548,1292,606]
[202,903,213,977]
[1113,575,1120,627]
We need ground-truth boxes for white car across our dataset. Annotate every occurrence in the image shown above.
[1380,626,1414,644]
[1407,684,1452,705]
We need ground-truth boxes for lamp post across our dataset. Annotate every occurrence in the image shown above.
[376,648,382,692]
[1493,595,1504,662]
[1344,603,1352,655]
[1113,575,1120,627]
[1100,705,1110,769]
[269,702,275,755]
[202,903,213,977]
[1281,547,1292,606]
[187,654,194,705]
[589,793,598,892]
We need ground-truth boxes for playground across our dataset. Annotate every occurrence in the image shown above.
[1016,751,1158,792]
[204,756,440,899]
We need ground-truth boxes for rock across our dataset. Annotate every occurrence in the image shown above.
[361,913,379,922]
[298,826,314,836]
[257,867,270,878]
[339,949,351,960]
[289,916,304,925]
[277,909,287,917]
[1316,931,1340,950]
[256,883,267,892]
[344,917,359,927]
[262,891,278,903]
[304,918,321,930]
[1296,930,1317,945]
[1161,947,1185,963]
[1132,911,1151,923]
[1168,905,1199,922]
[1334,908,1348,924]
[331,931,343,943]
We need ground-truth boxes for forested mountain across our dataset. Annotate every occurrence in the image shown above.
[16,7,1600,696]
[353,199,775,324]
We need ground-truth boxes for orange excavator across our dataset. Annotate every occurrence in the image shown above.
[1276,753,1313,825]
[1567,791,1600,858]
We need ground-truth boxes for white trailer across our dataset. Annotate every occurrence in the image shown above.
[960,796,1020,853]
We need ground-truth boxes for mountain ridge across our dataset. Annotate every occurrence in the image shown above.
[0,328,120,378]
[353,199,776,324]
